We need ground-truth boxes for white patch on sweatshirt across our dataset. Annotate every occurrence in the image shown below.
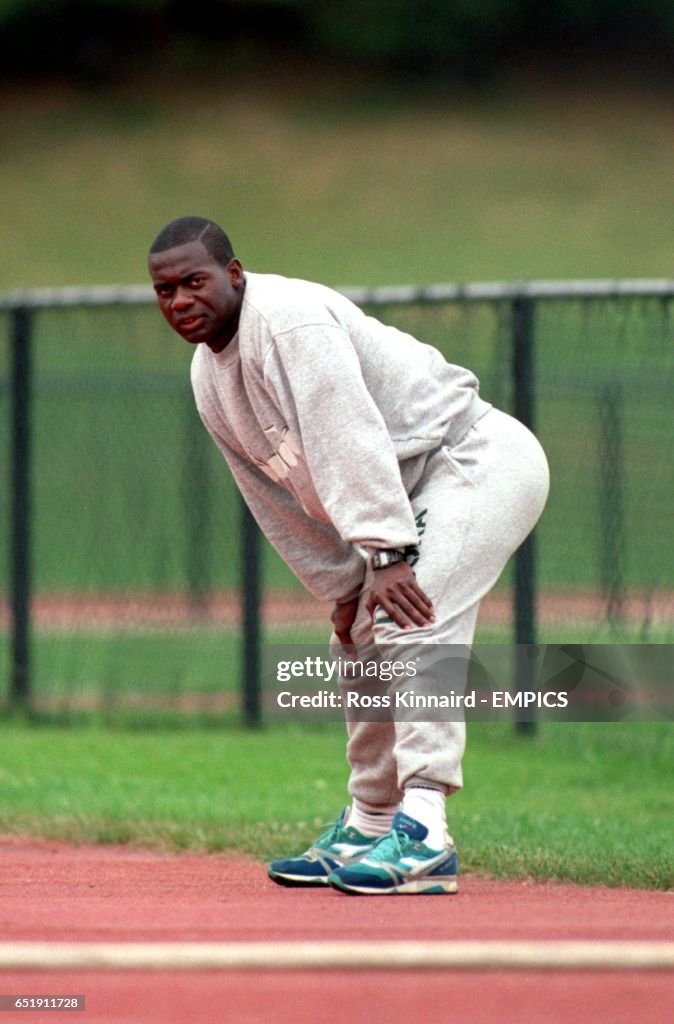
[246,425,302,482]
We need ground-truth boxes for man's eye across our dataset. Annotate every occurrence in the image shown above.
[190,277,205,287]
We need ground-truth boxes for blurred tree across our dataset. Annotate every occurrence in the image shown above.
[305,0,674,78]
[0,0,672,84]
[0,0,169,83]
[307,0,518,76]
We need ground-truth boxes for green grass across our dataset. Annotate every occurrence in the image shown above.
[0,719,670,889]
[1,74,673,290]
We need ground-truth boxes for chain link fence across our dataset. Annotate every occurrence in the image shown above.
[1,280,673,723]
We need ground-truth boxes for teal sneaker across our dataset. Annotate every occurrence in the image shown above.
[327,812,458,895]
[267,808,378,887]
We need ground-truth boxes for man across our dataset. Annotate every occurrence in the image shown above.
[148,216,549,896]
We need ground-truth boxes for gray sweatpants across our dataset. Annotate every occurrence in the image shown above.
[334,407,550,806]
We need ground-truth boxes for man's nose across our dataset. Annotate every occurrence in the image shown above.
[172,288,193,311]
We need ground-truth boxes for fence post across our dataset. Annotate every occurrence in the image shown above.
[10,307,33,709]
[511,295,538,735]
[184,394,211,618]
[597,382,625,626]
[241,497,261,726]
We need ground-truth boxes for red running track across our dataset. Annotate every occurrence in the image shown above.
[0,837,672,1023]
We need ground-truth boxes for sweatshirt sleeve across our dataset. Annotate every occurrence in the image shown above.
[198,412,367,603]
[263,323,419,550]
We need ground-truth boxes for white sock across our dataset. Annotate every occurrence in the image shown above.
[348,799,401,838]
[402,786,448,849]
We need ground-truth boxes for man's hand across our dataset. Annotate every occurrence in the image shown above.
[366,561,435,630]
[331,596,360,648]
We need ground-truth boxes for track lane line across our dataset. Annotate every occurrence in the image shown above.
[0,941,673,971]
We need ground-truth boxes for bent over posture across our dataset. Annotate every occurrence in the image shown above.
[149,216,549,896]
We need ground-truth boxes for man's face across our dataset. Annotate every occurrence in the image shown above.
[148,240,245,353]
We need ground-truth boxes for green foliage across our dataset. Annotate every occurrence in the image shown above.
[0,0,673,83]
[307,0,518,73]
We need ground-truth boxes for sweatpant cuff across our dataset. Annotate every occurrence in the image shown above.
[404,776,448,794]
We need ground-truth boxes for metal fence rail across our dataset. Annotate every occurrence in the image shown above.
[3,278,674,311]
[2,279,673,724]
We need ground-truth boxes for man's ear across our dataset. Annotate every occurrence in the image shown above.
[228,259,245,287]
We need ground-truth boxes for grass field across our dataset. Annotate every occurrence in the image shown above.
[0,718,670,890]
[1,73,673,290]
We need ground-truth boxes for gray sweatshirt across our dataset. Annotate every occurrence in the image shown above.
[191,272,491,602]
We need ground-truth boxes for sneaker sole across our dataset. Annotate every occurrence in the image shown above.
[267,869,331,888]
[329,875,458,896]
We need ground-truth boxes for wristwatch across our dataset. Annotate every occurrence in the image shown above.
[371,549,407,570]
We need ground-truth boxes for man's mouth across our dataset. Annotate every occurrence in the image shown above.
[177,315,205,335]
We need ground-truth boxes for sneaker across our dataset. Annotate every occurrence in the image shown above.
[267,808,378,887]
[327,812,458,895]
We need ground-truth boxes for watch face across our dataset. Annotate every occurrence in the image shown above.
[373,550,404,569]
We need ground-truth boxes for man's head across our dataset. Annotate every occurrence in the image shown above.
[150,216,235,266]
[148,216,245,353]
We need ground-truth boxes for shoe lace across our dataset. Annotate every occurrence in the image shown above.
[316,818,347,848]
[364,827,413,864]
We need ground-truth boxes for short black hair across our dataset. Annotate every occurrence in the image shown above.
[149,217,235,266]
